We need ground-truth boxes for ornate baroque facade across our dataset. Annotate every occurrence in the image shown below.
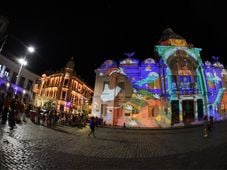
[92,28,227,128]
[33,57,93,113]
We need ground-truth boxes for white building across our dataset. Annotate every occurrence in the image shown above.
[0,53,40,102]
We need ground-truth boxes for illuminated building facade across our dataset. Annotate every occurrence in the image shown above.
[0,54,40,102]
[92,28,227,128]
[33,57,93,113]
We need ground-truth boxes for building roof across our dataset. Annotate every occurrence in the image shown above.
[159,28,188,47]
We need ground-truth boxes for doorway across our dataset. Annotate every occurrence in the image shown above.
[182,100,194,123]
[171,100,179,125]
[197,99,204,120]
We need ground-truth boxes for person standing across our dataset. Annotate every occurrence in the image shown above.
[208,115,214,131]
[203,115,209,138]
[88,117,96,137]
[8,95,18,130]
[0,92,4,117]
[1,95,9,125]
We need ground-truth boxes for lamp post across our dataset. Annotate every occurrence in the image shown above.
[15,46,35,86]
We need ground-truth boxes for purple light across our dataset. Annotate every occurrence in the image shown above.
[14,87,17,95]
[65,102,71,107]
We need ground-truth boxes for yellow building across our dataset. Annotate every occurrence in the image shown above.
[33,57,93,113]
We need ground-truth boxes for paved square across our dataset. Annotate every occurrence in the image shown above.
[1,120,227,169]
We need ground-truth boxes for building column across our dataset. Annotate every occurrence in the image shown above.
[179,99,183,123]
[194,97,198,120]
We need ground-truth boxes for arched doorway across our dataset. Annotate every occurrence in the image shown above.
[167,50,198,124]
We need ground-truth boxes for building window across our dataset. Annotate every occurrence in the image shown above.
[75,82,78,89]
[62,91,66,100]
[19,76,25,88]
[64,79,69,86]
[103,81,109,90]
[78,84,82,91]
[26,80,33,90]
[60,105,64,112]
[50,91,53,97]
[11,72,17,84]
[4,68,10,80]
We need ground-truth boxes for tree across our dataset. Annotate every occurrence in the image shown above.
[43,99,56,110]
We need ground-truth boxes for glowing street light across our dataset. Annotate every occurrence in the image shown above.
[28,46,35,53]
[15,46,35,86]
[18,58,28,66]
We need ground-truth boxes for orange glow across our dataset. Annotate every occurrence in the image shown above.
[33,68,93,112]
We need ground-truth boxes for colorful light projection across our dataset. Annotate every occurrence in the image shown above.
[203,61,224,119]
[156,45,225,121]
[95,57,171,127]
[94,45,226,128]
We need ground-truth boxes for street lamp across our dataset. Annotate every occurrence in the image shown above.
[15,46,35,86]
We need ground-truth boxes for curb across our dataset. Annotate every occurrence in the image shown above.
[98,119,226,131]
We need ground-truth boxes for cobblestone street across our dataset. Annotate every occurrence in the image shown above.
[1,120,227,169]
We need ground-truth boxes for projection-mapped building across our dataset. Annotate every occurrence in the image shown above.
[92,28,227,128]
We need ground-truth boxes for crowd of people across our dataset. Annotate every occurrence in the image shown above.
[0,92,32,130]
[32,108,87,128]
[29,107,104,129]
[0,90,105,132]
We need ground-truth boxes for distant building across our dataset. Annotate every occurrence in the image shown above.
[92,28,227,128]
[33,57,93,113]
[0,53,40,102]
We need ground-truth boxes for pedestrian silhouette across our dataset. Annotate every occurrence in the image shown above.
[88,117,96,137]
[208,115,214,132]
[203,115,209,137]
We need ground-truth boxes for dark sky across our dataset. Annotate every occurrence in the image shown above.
[1,1,227,88]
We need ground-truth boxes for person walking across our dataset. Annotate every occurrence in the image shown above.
[88,117,96,137]
[208,115,214,132]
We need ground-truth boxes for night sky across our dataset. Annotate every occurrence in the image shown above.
[1,1,227,88]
